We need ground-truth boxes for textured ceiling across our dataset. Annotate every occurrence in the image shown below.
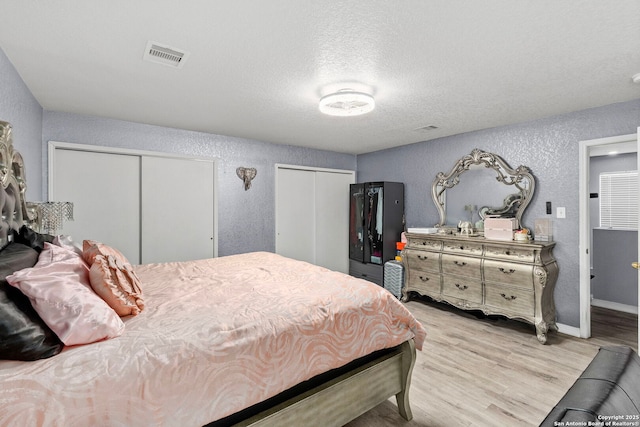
[0,1,639,154]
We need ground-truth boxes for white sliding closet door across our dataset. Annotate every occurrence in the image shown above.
[51,149,141,264]
[275,165,354,273]
[141,156,215,264]
[276,168,316,264]
[315,171,352,273]
[51,143,217,266]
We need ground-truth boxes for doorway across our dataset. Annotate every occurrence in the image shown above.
[578,133,638,342]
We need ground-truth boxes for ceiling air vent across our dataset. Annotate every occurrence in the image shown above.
[143,41,189,68]
[414,125,439,132]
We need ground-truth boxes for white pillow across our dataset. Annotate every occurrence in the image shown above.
[6,243,124,346]
[53,234,83,256]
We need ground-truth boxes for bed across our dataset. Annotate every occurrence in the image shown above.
[0,120,426,426]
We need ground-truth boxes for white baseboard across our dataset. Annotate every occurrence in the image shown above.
[592,299,638,315]
[556,323,581,338]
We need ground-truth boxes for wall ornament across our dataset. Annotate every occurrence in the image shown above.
[236,167,257,190]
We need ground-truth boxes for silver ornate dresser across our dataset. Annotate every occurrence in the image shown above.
[404,148,559,344]
[403,232,558,343]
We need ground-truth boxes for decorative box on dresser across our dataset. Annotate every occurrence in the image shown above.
[402,232,558,344]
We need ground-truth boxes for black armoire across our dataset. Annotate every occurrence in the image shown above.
[349,182,404,285]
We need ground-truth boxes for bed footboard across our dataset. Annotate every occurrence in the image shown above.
[231,339,417,427]
[395,339,416,420]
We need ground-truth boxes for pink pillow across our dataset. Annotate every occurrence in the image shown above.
[6,243,125,346]
[89,254,144,316]
[82,240,130,266]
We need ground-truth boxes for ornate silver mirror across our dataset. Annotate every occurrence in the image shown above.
[432,148,535,229]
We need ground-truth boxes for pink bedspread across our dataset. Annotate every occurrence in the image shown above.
[0,252,426,426]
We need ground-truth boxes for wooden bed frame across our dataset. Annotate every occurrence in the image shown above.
[0,119,418,426]
[224,340,416,427]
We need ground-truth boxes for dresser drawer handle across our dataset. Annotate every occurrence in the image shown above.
[499,268,516,274]
[505,251,511,256]
[500,293,517,301]
[455,284,468,290]
[417,255,429,260]
[419,276,430,282]
[459,246,465,250]
[453,261,467,267]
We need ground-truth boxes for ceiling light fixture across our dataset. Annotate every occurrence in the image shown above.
[319,90,375,117]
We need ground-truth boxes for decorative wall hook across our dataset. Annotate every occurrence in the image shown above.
[236,167,257,190]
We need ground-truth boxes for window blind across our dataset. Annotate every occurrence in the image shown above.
[599,171,638,230]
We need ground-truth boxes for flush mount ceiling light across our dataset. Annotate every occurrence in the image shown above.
[319,90,375,117]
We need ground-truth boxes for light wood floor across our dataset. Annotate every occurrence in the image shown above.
[345,298,638,427]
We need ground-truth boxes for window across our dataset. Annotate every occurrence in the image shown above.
[599,171,638,230]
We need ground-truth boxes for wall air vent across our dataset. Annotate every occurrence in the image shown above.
[143,41,189,68]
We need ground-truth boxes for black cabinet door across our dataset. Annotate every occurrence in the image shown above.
[349,182,404,265]
[349,183,365,262]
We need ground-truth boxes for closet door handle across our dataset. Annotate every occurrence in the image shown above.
[455,284,468,290]
[500,293,517,301]
[499,268,516,274]
[419,276,430,282]
[417,255,429,260]
[453,261,467,267]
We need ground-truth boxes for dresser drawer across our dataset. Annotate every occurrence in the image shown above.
[485,283,534,317]
[407,269,441,295]
[442,275,482,303]
[443,241,483,256]
[406,236,442,251]
[483,260,534,289]
[484,244,535,263]
[441,254,481,279]
[405,249,440,272]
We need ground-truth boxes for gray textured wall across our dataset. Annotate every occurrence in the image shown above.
[42,112,356,257]
[0,48,43,200]
[356,99,640,328]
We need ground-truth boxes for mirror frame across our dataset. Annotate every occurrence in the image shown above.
[431,148,535,229]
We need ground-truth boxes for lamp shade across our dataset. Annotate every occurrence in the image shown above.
[29,201,74,234]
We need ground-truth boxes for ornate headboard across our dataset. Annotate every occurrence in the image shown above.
[0,120,33,247]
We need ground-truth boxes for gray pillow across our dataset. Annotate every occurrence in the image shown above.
[12,225,55,253]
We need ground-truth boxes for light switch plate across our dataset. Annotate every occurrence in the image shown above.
[557,207,566,219]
